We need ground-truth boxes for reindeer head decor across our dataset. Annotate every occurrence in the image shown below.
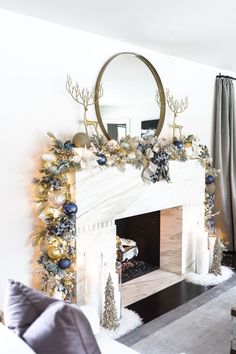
[156,88,188,140]
[66,75,103,136]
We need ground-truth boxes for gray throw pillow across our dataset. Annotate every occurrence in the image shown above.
[5,279,57,336]
[23,301,101,354]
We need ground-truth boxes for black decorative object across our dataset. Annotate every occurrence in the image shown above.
[63,202,78,215]
[58,258,72,269]
[97,153,107,165]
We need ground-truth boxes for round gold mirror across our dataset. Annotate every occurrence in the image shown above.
[95,52,165,140]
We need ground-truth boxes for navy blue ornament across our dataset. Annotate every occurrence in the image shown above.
[206,175,215,184]
[58,258,72,269]
[173,140,184,149]
[64,141,75,150]
[97,153,107,165]
[63,202,78,215]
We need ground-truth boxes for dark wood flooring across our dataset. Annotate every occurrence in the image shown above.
[127,252,236,324]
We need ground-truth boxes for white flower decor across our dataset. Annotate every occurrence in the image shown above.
[41,153,57,162]
[72,147,98,169]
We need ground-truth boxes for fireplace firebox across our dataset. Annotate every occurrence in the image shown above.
[116,211,160,282]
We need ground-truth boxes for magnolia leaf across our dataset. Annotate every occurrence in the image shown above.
[37,202,47,214]
[55,140,64,149]
[47,131,56,139]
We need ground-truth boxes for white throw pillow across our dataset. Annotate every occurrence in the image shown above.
[0,323,36,354]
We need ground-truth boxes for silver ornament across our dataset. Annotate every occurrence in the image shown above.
[48,190,66,208]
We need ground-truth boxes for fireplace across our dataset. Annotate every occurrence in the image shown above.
[75,160,205,317]
[116,211,160,282]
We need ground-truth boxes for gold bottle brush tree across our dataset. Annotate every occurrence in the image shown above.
[66,75,103,136]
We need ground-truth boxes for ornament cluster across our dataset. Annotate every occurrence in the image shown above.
[33,132,220,301]
[33,133,81,301]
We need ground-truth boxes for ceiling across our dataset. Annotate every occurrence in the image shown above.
[1,0,236,73]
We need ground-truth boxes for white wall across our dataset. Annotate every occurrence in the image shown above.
[0,9,235,309]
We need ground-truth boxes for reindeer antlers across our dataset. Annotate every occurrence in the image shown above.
[66,75,103,110]
[156,88,188,117]
[165,89,188,117]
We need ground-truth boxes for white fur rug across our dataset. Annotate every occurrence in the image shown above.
[101,308,142,339]
[184,266,234,286]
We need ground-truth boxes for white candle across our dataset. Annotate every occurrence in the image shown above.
[197,249,210,274]
[84,255,102,315]
[196,231,209,274]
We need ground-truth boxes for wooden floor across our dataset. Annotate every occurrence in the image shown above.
[125,252,235,324]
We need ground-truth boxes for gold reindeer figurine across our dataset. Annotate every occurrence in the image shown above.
[156,88,188,140]
[165,89,188,140]
[66,75,103,135]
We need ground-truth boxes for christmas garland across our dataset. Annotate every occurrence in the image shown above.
[33,132,219,301]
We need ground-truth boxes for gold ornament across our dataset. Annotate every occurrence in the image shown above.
[47,237,67,260]
[185,142,192,148]
[206,183,216,194]
[72,132,90,148]
[48,245,63,260]
[35,184,48,198]
[48,190,66,208]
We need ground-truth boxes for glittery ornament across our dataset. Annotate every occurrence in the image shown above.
[206,175,215,184]
[35,184,48,198]
[58,258,72,269]
[48,190,66,208]
[206,182,216,194]
[48,245,63,260]
[173,140,184,149]
[72,132,90,148]
[97,153,107,165]
[63,202,78,215]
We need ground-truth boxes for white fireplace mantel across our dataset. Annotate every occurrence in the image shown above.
[75,160,205,315]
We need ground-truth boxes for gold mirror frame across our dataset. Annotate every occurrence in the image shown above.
[95,52,166,140]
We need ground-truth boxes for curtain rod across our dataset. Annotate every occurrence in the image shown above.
[216,73,236,80]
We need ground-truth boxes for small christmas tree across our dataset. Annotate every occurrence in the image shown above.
[209,237,222,276]
[101,273,119,330]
